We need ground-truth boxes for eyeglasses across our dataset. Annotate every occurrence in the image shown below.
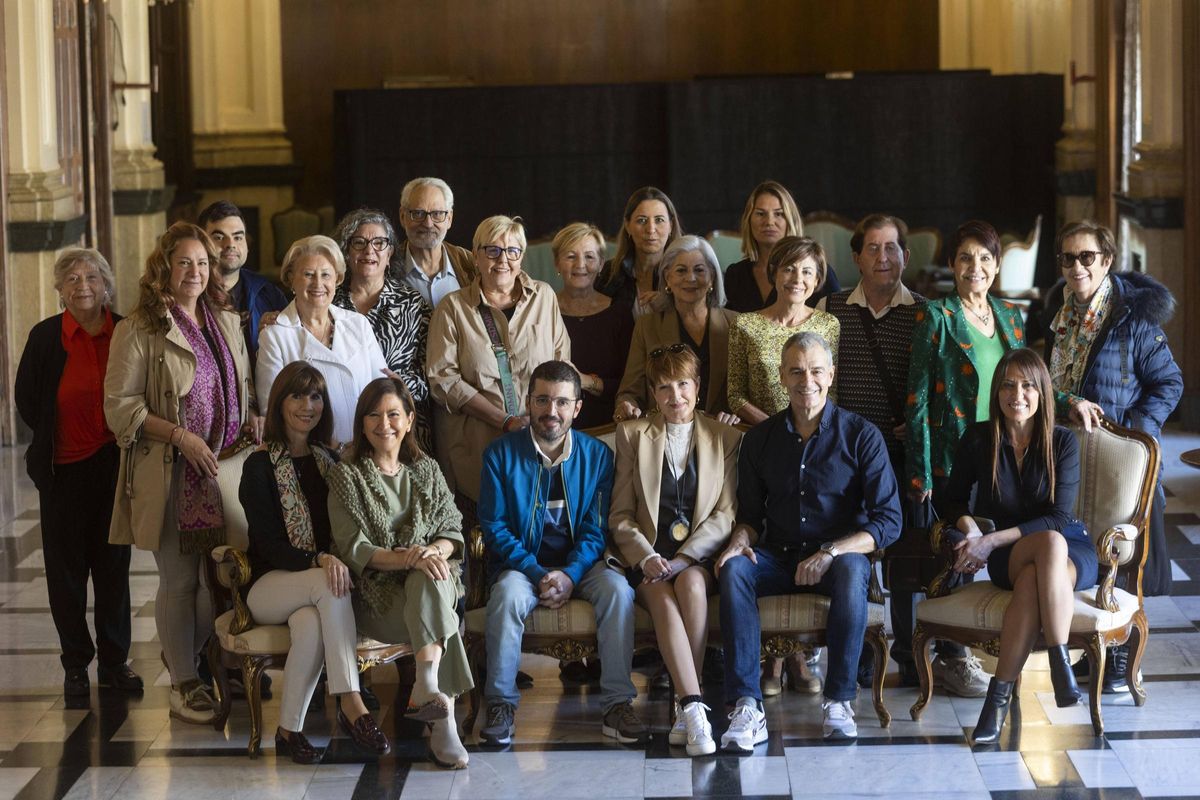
[405,208,450,223]
[349,236,391,252]
[480,245,524,261]
[649,343,692,359]
[530,395,578,409]
[1057,250,1101,269]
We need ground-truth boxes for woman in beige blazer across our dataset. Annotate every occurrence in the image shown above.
[609,345,741,756]
[105,222,259,725]
[426,215,570,506]
[614,236,739,424]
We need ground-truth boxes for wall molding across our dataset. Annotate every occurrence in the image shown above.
[6,215,90,253]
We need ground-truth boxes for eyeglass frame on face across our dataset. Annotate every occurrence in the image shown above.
[479,244,524,261]
[404,208,451,224]
[348,236,392,253]
[649,343,691,359]
[530,394,579,410]
[1057,250,1102,269]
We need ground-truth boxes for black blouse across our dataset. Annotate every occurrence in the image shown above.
[723,258,841,313]
[941,423,1087,544]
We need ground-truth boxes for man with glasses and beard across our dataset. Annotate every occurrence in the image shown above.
[397,177,479,306]
[477,360,644,746]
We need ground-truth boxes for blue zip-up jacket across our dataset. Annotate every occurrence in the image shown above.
[478,429,614,586]
[237,269,287,357]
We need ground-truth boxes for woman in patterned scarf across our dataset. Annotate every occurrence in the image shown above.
[329,378,472,769]
[240,361,387,762]
[105,222,262,724]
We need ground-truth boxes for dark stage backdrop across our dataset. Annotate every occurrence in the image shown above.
[335,71,1063,284]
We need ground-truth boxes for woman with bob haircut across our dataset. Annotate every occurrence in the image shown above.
[724,181,839,312]
[727,236,841,425]
[240,361,386,762]
[105,221,260,724]
[427,214,570,506]
[614,235,739,424]
[256,234,388,447]
[328,377,472,769]
[609,344,741,756]
[596,186,684,315]
[940,348,1096,744]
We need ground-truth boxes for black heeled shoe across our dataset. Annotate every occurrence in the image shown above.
[275,727,320,764]
[1046,644,1082,707]
[971,678,1015,744]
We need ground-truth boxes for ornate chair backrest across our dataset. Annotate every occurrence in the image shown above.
[1071,420,1159,594]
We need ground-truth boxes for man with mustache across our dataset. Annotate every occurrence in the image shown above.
[477,360,644,746]
[396,177,478,307]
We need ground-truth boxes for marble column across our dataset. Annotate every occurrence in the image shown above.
[1056,0,1098,224]
[189,0,296,278]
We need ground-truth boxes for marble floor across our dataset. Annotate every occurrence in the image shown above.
[2,428,1200,800]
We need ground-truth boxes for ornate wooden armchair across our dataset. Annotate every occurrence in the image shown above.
[204,546,413,757]
[909,419,1159,734]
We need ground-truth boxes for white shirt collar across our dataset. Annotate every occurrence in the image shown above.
[404,247,454,282]
[846,281,916,319]
[530,428,574,468]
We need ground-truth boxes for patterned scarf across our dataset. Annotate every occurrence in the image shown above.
[170,301,241,554]
[268,441,336,551]
[327,454,463,617]
[1049,276,1114,397]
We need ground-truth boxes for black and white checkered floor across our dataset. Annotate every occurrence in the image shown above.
[1,427,1200,800]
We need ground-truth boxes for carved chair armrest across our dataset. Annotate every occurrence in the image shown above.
[867,548,885,604]
[1095,523,1139,612]
[466,526,488,611]
[210,546,255,636]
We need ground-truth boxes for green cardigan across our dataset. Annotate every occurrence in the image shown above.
[905,294,1025,494]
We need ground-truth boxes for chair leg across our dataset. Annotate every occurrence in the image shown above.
[909,622,935,721]
[1086,634,1106,736]
[866,625,891,728]
[1127,612,1149,707]
[209,641,232,732]
[242,656,266,758]
[462,634,485,736]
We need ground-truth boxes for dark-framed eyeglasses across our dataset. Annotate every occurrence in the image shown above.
[480,245,523,261]
[1057,250,1101,269]
[649,343,692,359]
[405,208,450,223]
[349,236,391,252]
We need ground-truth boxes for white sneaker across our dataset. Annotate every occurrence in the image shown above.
[170,680,216,724]
[720,698,767,752]
[933,654,990,697]
[681,701,716,756]
[668,699,687,745]
[821,699,857,739]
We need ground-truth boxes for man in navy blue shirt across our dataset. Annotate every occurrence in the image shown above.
[716,331,901,746]
[477,360,643,746]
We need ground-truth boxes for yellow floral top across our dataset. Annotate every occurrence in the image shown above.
[727,310,840,415]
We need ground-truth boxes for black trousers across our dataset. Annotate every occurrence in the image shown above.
[38,443,132,670]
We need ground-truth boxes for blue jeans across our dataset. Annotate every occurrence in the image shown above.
[719,547,870,703]
[485,561,636,713]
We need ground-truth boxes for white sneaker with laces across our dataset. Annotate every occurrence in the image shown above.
[933,654,990,697]
[682,701,716,756]
[821,699,857,739]
[720,698,767,752]
[668,699,687,745]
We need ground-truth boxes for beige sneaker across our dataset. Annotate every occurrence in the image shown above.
[170,679,216,724]
[933,654,990,697]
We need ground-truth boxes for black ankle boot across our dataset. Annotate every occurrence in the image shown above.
[1046,645,1082,707]
[972,678,1015,744]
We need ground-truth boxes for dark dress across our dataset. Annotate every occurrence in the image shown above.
[723,258,841,313]
[942,423,1098,591]
[562,300,635,429]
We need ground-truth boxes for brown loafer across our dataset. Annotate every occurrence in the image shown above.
[275,727,320,764]
[337,708,391,755]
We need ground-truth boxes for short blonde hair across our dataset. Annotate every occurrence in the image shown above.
[473,215,527,252]
[53,247,117,304]
[280,235,347,286]
[551,222,606,261]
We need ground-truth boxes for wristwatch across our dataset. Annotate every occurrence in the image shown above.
[819,542,840,559]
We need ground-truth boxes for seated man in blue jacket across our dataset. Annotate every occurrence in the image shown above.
[477,360,643,746]
[715,331,901,747]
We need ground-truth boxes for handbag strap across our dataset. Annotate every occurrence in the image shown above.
[478,302,521,415]
[856,305,905,427]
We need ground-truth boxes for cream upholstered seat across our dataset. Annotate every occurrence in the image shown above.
[205,546,412,757]
[910,419,1159,734]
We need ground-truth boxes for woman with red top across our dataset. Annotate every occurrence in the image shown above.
[15,248,142,698]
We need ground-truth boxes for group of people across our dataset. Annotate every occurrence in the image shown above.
[13,174,1182,768]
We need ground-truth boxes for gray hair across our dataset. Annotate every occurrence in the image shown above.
[53,247,117,305]
[653,234,727,311]
[781,331,834,365]
[332,208,399,273]
[281,235,347,286]
[400,177,454,210]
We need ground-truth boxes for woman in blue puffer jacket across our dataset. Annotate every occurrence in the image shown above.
[1043,219,1183,691]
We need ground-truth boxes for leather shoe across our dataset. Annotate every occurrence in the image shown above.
[98,663,144,692]
[275,727,320,764]
[1046,645,1081,707]
[971,678,1015,745]
[338,708,391,755]
[63,668,90,697]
